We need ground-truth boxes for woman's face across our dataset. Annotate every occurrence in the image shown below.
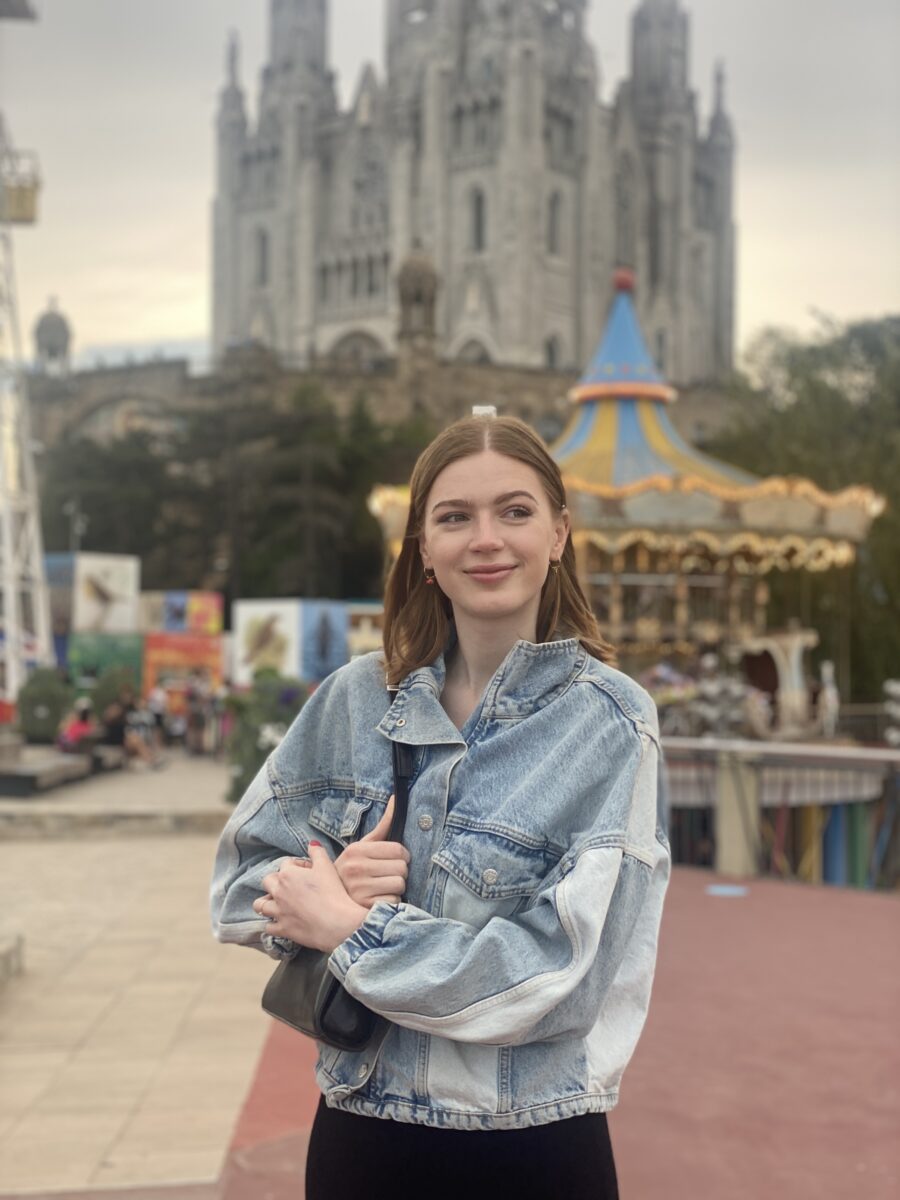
[419,450,569,632]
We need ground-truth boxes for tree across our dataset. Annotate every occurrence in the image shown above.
[710,316,900,702]
[37,379,436,612]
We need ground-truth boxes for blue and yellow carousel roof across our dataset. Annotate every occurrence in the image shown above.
[550,269,883,569]
[554,268,755,495]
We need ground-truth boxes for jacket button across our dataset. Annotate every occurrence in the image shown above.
[358,1063,368,1077]
[482,868,499,885]
[395,718,406,727]
[417,814,433,831]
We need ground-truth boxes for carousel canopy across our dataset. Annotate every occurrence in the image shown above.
[553,270,883,573]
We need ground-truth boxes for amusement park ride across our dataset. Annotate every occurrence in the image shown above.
[0,0,53,707]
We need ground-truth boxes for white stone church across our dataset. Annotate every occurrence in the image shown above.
[212,0,735,385]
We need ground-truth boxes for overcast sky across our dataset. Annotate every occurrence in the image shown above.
[2,0,898,368]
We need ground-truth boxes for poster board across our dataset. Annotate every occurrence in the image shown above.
[232,600,300,687]
[140,591,223,635]
[298,601,349,682]
[143,633,224,716]
[45,553,75,638]
[72,554,140,634]
[67,633,145,692]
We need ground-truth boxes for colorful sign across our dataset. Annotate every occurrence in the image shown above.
[187,592,223,635]
[67,633,144,692]
[143,633,224,715]
[140,591,224,635]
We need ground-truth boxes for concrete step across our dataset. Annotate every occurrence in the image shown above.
[0,804,230,840]
[0,750,92,797]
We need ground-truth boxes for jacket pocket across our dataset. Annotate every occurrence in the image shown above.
[305,786,376,846]
[432,822,562,902]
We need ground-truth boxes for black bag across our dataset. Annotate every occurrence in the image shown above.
[261,716,413,1052]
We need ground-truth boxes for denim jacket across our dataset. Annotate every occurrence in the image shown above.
[210,638,670,1131]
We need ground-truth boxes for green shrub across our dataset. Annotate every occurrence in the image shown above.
[91,666,140,720]
[17,668,75,744]
[226,670,309,804]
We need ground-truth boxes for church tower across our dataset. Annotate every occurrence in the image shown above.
[210,0,736,385]
[268,0,328,75]
[707,62,735,376]
[211,32,248,355]
[610,0,733,382]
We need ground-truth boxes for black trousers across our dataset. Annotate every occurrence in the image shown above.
[305,1097,619,1200]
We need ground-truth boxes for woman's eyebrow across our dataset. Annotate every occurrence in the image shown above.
[430,490,538,514]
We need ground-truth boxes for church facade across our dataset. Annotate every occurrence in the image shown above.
[212,0,736,386]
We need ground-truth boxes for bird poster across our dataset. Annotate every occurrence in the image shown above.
[233,600,299,687]
[72,554,140,635]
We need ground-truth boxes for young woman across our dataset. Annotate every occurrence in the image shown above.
[211,415,669,1199]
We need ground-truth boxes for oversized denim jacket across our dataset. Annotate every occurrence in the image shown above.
[210,638,670,1131]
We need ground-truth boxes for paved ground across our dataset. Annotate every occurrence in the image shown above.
[0,755,898,1198]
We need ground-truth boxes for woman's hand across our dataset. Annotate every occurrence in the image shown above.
[255,845,368,953]
[334,796,410,907]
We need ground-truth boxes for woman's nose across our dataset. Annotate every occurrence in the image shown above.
[468,517,504,550]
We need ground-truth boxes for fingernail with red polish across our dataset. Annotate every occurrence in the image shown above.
[309,840,321,848]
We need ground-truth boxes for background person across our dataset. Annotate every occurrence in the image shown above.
[57,698,98,754]
[102,687,162,769]
[211,415,669,1200]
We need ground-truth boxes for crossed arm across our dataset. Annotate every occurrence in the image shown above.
[252,796,410,952]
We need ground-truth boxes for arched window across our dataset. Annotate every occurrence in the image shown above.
[471,187,487,253]
[655,329,667,373]
[458,339,492,364]
[318,265,330,304]
[615,154,636,267]
[544,336,562,369]
[329,331,386,370]
[255,228,270,287]
[547,191,563,255]
[367,255,377,295]
[453,106,464,150]
[691,245,705,305]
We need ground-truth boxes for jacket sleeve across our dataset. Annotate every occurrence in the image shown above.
[209,759,307,959]
[329,727,670,1046]
[209,668,355,958]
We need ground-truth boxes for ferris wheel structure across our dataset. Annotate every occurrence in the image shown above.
[0,0,53,703]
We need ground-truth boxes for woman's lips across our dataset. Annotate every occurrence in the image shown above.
[464,565,517,584]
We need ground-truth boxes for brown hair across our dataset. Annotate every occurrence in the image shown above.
[382,415,615,684]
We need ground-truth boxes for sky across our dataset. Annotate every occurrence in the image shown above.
[2,0,898,370]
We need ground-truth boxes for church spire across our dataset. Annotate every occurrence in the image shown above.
[218,28,246,119]
[710,59,733,144]
[631,0,689,104]
[227,29,240,88]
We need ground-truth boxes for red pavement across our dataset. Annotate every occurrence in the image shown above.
[8,868,899,1199]
[221,868,900,1200]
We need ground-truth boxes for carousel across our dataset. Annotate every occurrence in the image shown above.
[369,269,884,739]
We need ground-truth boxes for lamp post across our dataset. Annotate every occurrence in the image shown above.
[62,498,88,554]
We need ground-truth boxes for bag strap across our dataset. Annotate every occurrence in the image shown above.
[386,686,413,842]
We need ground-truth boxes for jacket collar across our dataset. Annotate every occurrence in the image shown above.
[378,636,586,746]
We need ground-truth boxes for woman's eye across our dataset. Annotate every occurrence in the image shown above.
[437,512,468,524]
[504,507,532,519]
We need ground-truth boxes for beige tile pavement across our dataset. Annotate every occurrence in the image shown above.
[0,755,275,1196]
